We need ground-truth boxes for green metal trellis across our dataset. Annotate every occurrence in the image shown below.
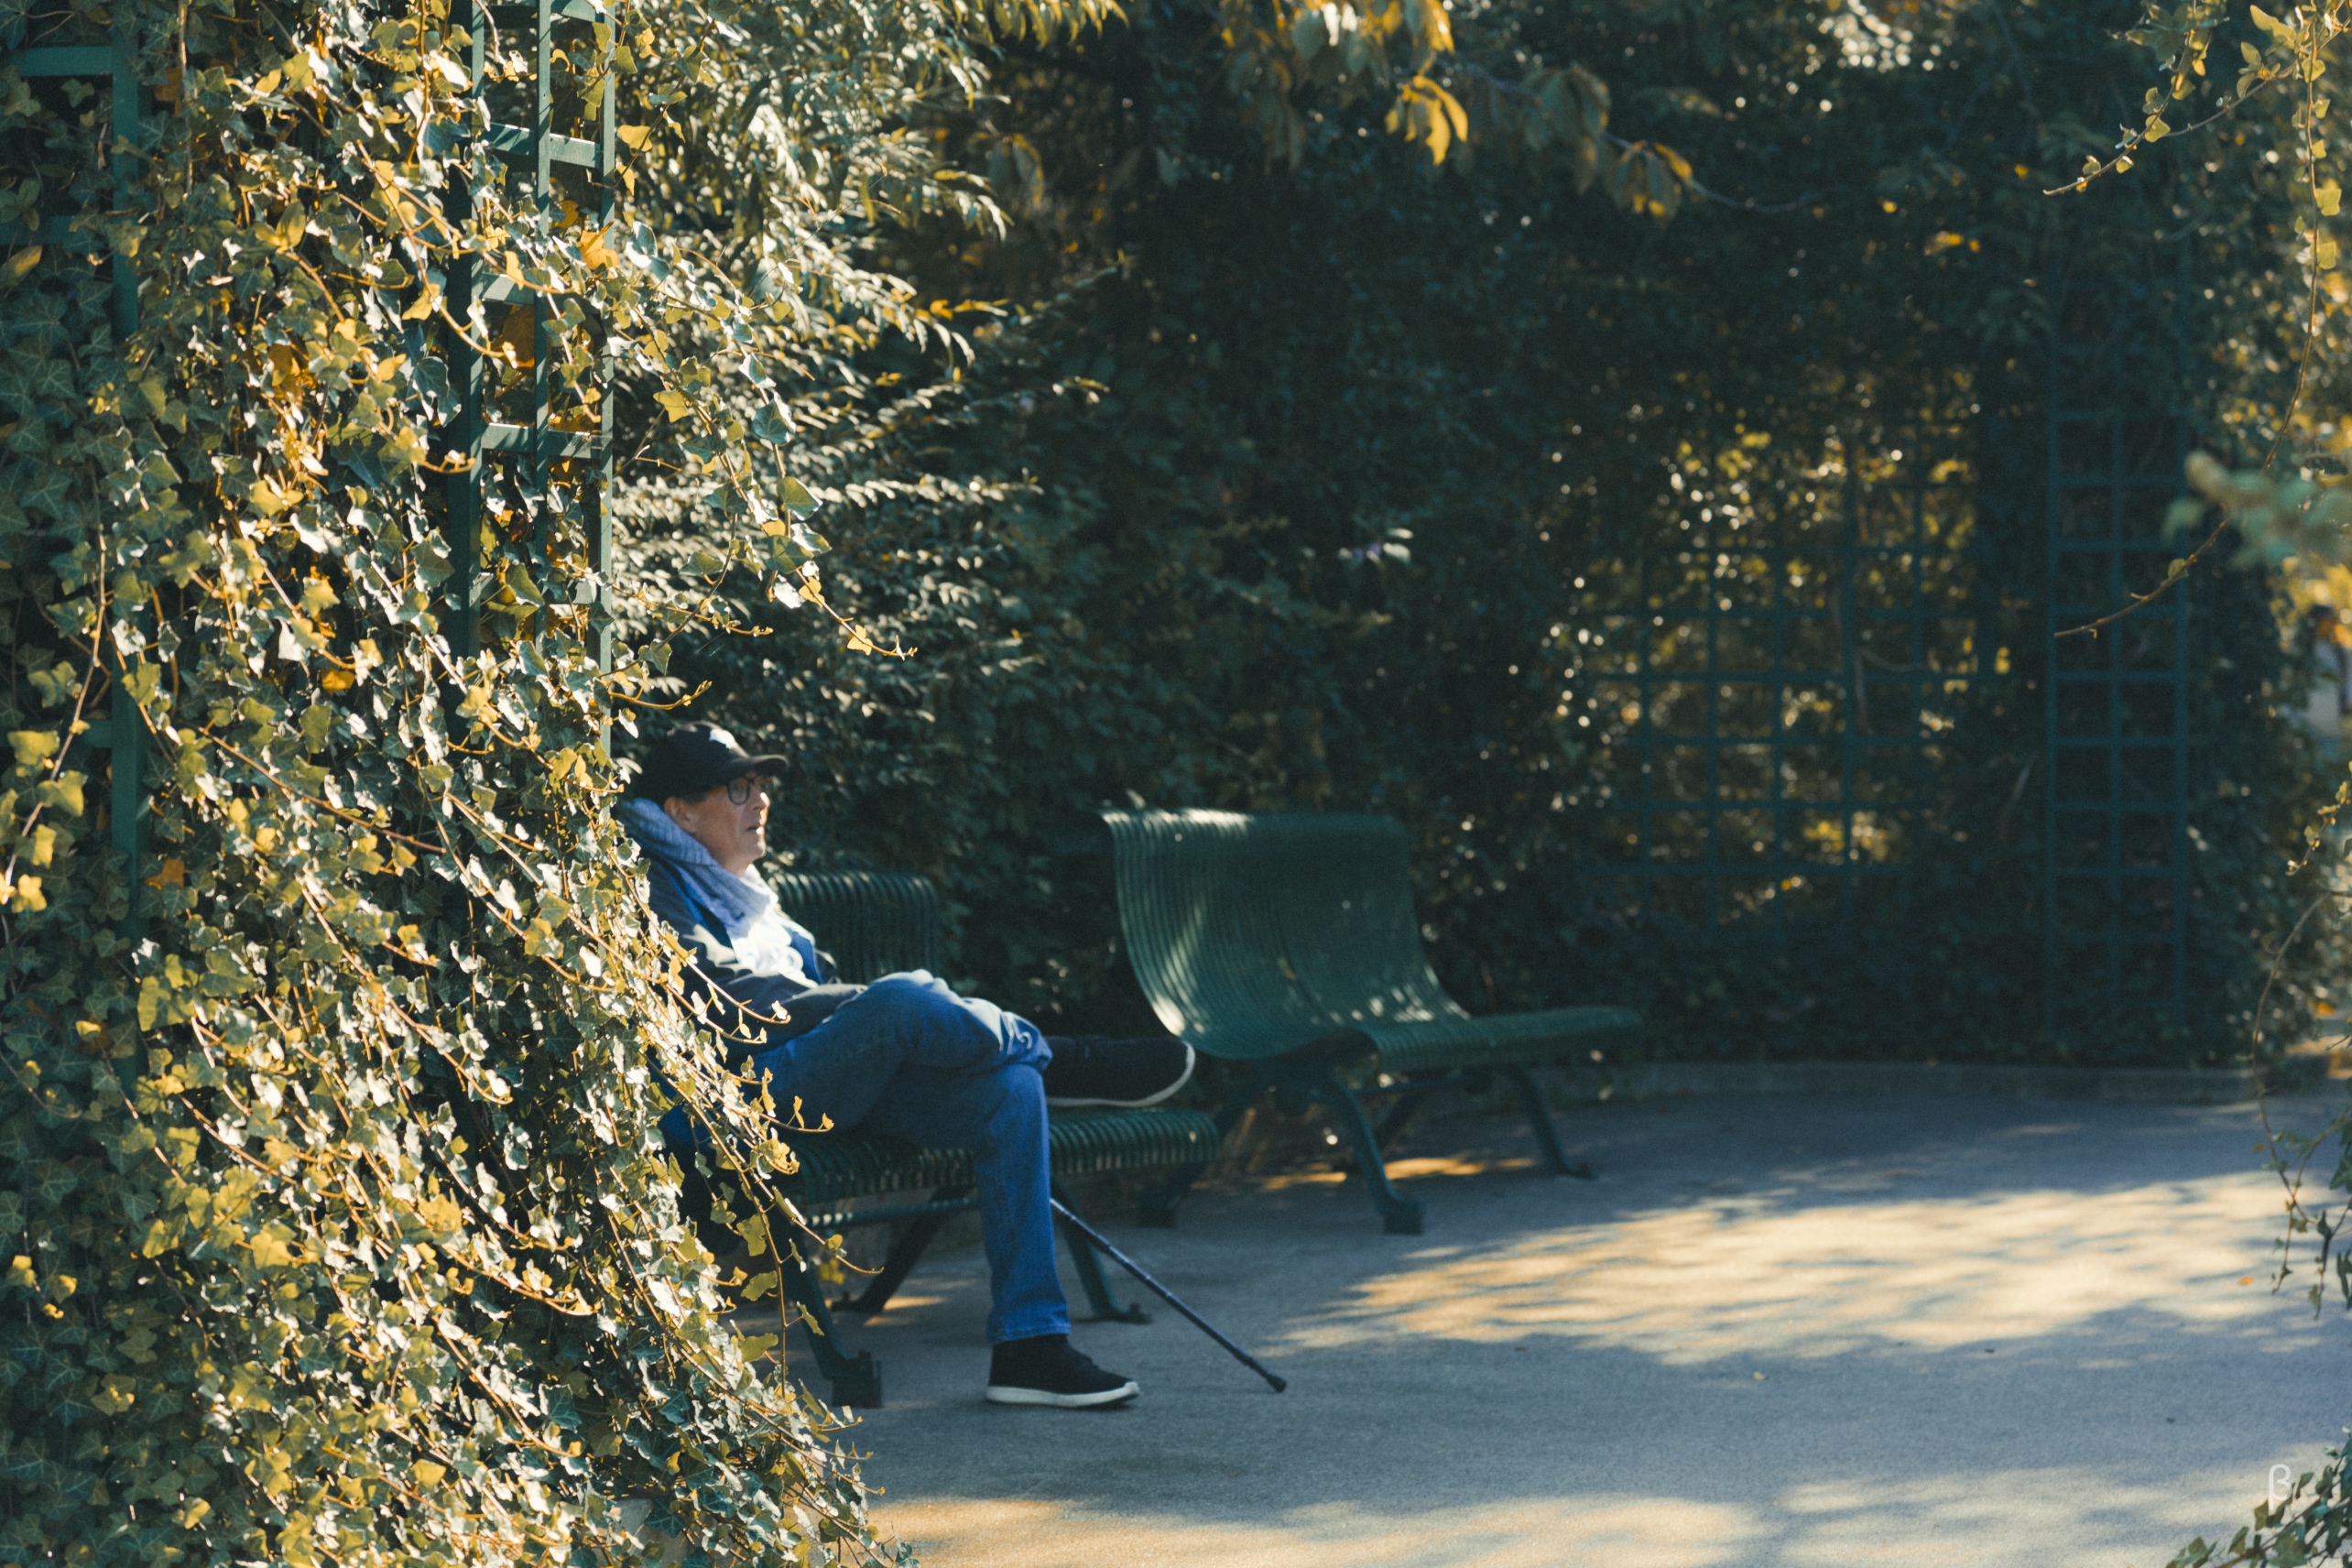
[4,34,152,931]
[1584,430,1987,940]
[441,0,617,666]
[3,2,618,925]
[2042,285,2192,1031]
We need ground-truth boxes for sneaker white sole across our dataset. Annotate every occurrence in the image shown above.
[1045,1044,1198,1110]
[984,1379,1141,1409]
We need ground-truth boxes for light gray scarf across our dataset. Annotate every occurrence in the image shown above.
[615,796,775,933]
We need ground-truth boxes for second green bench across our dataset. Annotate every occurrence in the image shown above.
[1099,810,1641,1236]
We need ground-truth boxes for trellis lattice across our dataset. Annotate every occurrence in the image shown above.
[5,32,155,931]
[2042,412,2190,1029]
[1574,430,1988,939]
[437,0,618,667]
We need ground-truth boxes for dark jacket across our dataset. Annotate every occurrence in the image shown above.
[641,855,854,1057]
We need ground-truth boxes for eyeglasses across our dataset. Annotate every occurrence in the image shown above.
[717,776,767,805]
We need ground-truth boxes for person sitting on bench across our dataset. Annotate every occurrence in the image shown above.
[620,722,1194,1409]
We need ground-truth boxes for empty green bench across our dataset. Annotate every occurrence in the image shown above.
[1100,810,1642,1235]
[759,869,1221,1408]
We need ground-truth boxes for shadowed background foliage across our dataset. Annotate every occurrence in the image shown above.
[661,0,2340,1069]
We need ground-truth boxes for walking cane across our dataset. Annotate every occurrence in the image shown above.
[1050,1199,1288,1393]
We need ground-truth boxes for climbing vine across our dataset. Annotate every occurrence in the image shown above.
[0,0,1118,1561]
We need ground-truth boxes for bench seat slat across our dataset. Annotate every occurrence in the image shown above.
[785,1107,1224,1206]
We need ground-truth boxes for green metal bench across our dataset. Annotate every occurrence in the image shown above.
[758,869,1221,1408]
[1100,810,1642,1235]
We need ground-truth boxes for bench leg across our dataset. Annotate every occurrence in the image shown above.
[1053,1181,1150,1323]
[1314,1068,1426,1235]
[1373,1087,1431,1151]
[836,1184,971,1315]
[1136,1071,1264,1227]
[1501,1064,1595,1180]
[782,1247,883,1408]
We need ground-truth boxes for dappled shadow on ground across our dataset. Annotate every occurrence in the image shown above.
[834,1093,2352,1568]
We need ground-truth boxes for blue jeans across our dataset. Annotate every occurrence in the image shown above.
[665,972,1067,1345]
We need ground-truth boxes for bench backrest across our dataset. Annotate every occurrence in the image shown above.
[768,869,943,984]
[1099,810,1471,1061]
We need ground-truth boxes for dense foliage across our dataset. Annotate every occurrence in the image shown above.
[665,0,2336,1066]
[0,0,1140,1558]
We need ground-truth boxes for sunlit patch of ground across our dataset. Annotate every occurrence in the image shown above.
[877,1467,2245,1568]
[1286,1169,2304,1362]
[877,1493,1761,1568]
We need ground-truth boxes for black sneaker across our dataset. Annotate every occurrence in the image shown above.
[1041,1036,1197,1108]
[985,1334,1140,1409]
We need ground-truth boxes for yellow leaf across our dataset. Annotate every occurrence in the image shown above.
[37,771,85,818]
[2144,114,2171,141]
[1410,0,1453,52]
[8,730,59,768]
[3,1256,32,1290]
[7,875,44,912]
[2323,236,2341,271]
[2251,4,2289,36]
[414,1462,446,1488]
[246,1225,299,1267]
[248,477,291,517]
[654,389,693,421]
[615,125,652,149]
[0,245,40,288]
[1432,81,1468,139]
[2322,180,2344,216]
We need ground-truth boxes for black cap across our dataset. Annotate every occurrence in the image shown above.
[630,723,789,803]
